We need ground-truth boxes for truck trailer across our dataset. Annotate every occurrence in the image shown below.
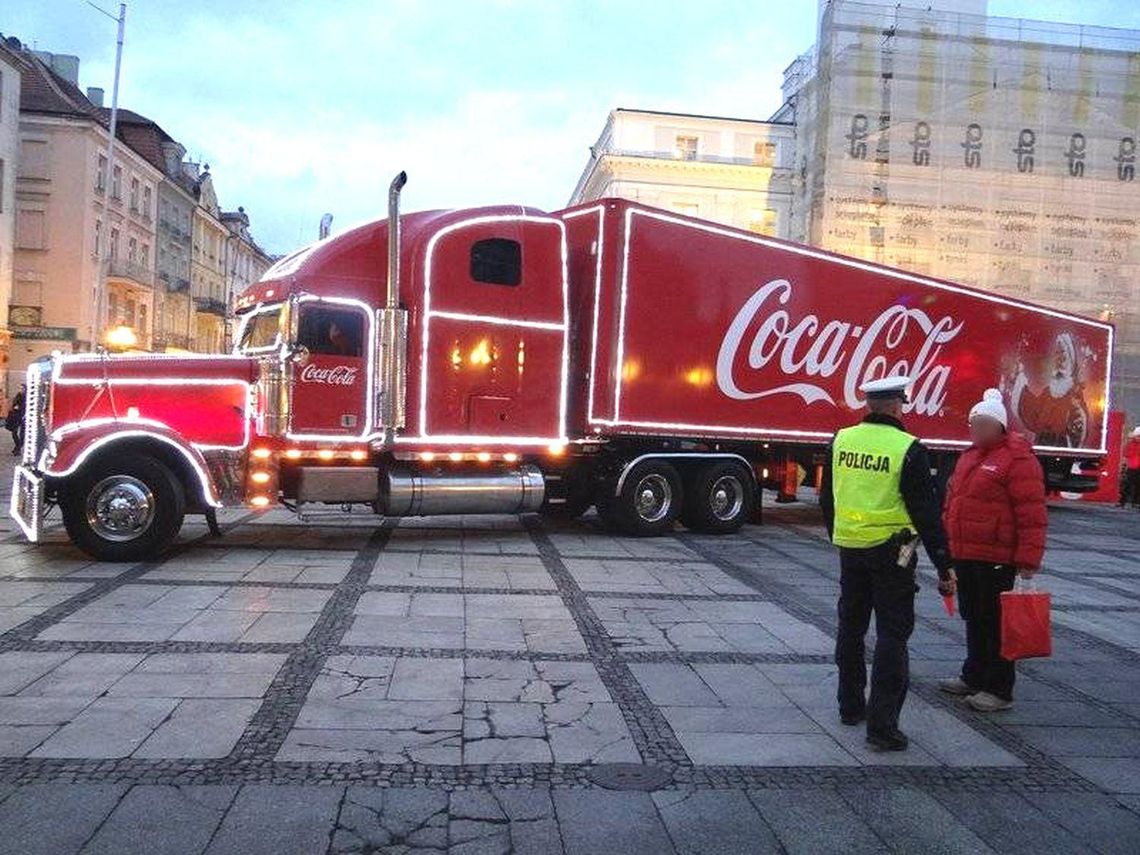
[11,174,1114,560]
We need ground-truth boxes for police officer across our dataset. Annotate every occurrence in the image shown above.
[819,375,956,752]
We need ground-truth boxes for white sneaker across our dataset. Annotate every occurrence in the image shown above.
[966,692,1013,712]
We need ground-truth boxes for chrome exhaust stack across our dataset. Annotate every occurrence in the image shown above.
[377,171,409,445]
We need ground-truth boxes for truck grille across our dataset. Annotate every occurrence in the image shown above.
[22,362,51,468]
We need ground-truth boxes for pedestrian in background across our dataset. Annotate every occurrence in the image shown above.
[1120,427,1140,509]
[820,376,957,752]
[5,384,25,456]
[940,389,1047,712]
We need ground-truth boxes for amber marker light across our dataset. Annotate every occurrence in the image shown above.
[250,471,271,484]
[285,449,302,460]
[547,443,566,457]
[250,496,271,507]
[318,449,335,461]
[448,451,463,462]
[420,451,436,462]
[503,452,519,463]
[350,449,368,461]
[476,452,491,463]
[252,447,272,460]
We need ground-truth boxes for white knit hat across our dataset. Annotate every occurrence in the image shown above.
[969,388,1008,428]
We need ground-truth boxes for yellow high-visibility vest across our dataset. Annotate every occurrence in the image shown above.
[831,422,916,548]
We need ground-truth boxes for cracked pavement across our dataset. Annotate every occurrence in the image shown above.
[0,455,1139,852]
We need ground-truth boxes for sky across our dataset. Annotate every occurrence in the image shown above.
[8,0,1140,255]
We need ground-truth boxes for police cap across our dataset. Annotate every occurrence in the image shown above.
[859,376,911,401]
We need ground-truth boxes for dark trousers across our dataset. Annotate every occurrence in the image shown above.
[1121,468,1140,508]
[956,561,1017,701]
[836,543,916,736]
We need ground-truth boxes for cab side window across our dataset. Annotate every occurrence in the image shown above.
[297,307,364,357]
[471,238,521,286]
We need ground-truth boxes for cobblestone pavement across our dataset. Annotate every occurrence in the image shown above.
[0,460,1139,853]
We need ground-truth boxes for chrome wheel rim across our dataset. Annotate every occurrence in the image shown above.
[633,473,672,523]
[86,475,155,542]
[708,475,745,521]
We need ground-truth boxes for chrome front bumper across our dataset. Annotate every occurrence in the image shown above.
[10,465,45,543]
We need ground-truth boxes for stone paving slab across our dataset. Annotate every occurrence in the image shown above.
[278,655,639,765]
[0,652,284,759]
[0,581,94,633]
[344,592,586,653]
[593,597,833,654]
[369,551,557,590]
[36,584,331,643]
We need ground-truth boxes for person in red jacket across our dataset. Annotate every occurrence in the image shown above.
[939,388,1047,712]
[1120,427,1140,509]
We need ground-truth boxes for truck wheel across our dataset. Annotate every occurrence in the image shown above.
[60,455,186,562]
[611,460,683,536]
[682,460,756,534]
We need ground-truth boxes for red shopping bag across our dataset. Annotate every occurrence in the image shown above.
[1000,579,1052,660]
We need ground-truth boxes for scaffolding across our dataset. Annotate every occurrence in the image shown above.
[788,1,1140,415]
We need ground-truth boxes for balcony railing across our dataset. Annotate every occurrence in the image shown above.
[106,258,155,287]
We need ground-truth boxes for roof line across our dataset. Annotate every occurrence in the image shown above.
[614,107,794,127]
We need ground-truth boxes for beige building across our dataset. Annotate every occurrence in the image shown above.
[778,0,1140,418]
[569,108,795,237]
[188,166,228,353]
[12,50,161,384]
[0,38,28,396]
[221,206,273,349]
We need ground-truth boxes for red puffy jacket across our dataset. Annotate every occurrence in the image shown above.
[942,432,1047,569]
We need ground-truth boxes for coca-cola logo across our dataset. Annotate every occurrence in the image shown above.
[300,363,359,386]
[715,279,963,416]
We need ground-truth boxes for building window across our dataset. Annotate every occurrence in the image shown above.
[16,209,46,249]
[142,186,152,221]
[141,243,149,268]
[748,209,778,236]
[111,165,122,200]
[94,220,102,257]
[96,154,107,194]
[128,236,138,264]
[753,142,777,167]
[110,227,120,260]
[675,135,699,161]
[0,159,4,213]
[470,238,522,286]
[129,177,139,212]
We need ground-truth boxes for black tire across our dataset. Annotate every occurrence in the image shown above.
[60,454,186,562]
[610,460,683,536]
[681,460,756,534]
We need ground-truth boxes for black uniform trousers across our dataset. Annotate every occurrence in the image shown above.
[835,541,917,736]
[956,561,1018,701]
[1121,468,1140,508]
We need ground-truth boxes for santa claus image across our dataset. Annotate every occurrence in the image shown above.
[1008,332,1089,448]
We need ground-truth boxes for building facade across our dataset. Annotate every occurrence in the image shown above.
[0,39,28,396]
[779,0,1140,419]
[189,167,228,353]
[220,206,272,349]
[12,49,160,386]
[569,109,795,237]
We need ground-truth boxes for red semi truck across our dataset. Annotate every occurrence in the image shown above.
[11,174,1114,560]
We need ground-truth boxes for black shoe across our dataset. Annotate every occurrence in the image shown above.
[866,729,909,752]
[840,712,865,726]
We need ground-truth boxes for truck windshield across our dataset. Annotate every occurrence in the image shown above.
[237,307,282,352]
